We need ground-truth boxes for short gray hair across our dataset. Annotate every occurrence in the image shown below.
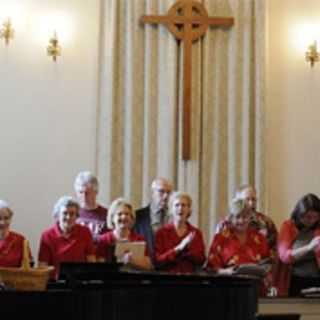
[52,196,80,220]
[0,200,13,217]
[107,198,135,229]
[74,171,99,193]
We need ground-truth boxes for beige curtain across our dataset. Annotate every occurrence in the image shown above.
[97,0,265,244]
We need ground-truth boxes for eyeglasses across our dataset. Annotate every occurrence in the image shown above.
[155,188,171,195]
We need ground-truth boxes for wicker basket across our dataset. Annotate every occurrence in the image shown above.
[0,239,53,291]
[0,266,53,291]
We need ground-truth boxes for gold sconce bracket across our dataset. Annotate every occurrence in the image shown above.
[0,18,14,45]
[47,31,61,62]
[306,41,319,67]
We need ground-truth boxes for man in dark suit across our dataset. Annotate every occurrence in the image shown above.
[135,178,172,257]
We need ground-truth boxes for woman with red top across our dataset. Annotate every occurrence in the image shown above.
[275,193,320,296]
[154,192,206,273]
[96,198,152,270]
[0,200,31,267]
[215,185,278,256]
[38,196,96,279]
[207,198,271,294]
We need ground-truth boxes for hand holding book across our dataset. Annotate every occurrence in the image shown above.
[115,241,146,263]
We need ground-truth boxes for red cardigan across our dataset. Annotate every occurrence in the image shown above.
[275,219,320,296]
[155,223,206,273]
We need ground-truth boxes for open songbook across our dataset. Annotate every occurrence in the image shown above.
[233,263,267,278]
[232,259,271,278]
[301,287,320,297]
[115,241,146,262]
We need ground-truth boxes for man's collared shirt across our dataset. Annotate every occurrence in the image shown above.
[150,206,169,233]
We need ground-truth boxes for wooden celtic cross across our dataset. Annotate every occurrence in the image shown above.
[141,0,234,160]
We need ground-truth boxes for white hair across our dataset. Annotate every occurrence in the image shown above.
[52,196,79,220]
[74,171,99,193]
[0,200,13,217]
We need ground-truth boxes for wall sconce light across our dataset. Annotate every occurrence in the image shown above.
[47,31,61,62]
[306,41,319,67]
[0,18,14,45]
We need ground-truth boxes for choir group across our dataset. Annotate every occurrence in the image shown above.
[1,172,320,297]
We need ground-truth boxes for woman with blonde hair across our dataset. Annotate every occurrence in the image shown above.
[154,192,206,273]
[96,198,152,270]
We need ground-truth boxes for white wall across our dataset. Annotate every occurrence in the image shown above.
[0,0,100,256]
[266,0,320,227]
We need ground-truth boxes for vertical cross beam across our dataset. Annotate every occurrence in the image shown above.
[141,0,234,160]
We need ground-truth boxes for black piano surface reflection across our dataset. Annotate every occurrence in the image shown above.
[0,263,259,320]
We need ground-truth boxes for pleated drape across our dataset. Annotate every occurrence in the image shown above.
[97,0,265,244]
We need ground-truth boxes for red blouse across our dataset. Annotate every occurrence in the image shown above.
[38,223,95,279]
[155,223,206,273]
[207,227,270,270]
[0,231,26,267]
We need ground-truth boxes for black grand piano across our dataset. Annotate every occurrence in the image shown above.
[0,263,259,320]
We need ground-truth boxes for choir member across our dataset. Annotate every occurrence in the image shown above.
[135,177,172,257]
[0,200,31,267]
[215,185,278,256]
[207,197,271,294]
[276,193,320,296]
[154,192,206,273]
[38,196,95,279]
[96,198,152,270]
[74,171,108,242]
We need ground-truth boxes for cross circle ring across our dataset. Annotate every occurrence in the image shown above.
[167,1,209,41]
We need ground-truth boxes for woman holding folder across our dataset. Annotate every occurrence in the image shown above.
[96,198,152,270]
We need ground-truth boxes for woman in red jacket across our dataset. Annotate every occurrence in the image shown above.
[276,193,320,296]
[155,192,206,273]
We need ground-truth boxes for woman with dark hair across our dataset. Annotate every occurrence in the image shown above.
[276,193,320,296]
